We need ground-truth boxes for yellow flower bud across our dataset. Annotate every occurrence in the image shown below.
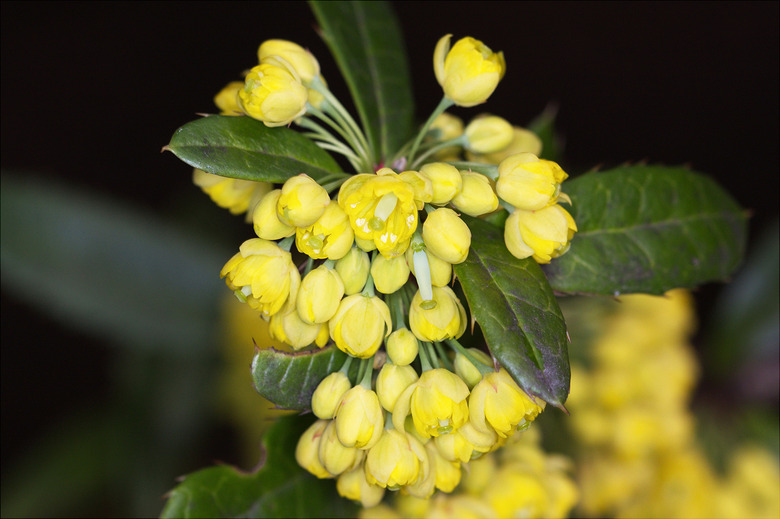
[376,362,419,413]
[454,348,493,389]
[467,126,542,164]
[484,468,549,518]
[394,368,470,439]
[213,81,244,115]
[458,421,499,455]
[504,204,577,264]
[464,115,514,154]
[450,170,499,217]
[295,201,354,260]
[364,428,426,489]
[418,162,462,205]
[193,169,271,218]
[334,385,384,449]
[220,238,300,317]
[338,171,418,258]
[336,466,385,508]
[428,441,461,492]
[405,246,452,287]
[296,265,344,324]
[295,419,331,479]
[258,39,320,85]
[428,112,465,160]
[409,286,467,343]
[386,328,419,366]
[319,419,364,476]
[277,174,330,228]
[311,371,351,419]
[252,189,295,240]
[427,495,496,519]
[422,208,471,264]
[329,294,392,358]
[496,152,568,211]
[238,62,308,127]
[405,441,436,499]
[335,247,371,295]
[370,253,410,294]
[398,170,434,210]
[469,369,544,438]
[434,426,477,463]
[268,308,323,350]
[434,34,505,107]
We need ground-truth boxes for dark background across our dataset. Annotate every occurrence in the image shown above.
[2,1,778,516]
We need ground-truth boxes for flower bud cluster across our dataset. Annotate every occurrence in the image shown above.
[297,348,547,505]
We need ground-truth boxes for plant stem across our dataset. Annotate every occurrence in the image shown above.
[408,96,454,165]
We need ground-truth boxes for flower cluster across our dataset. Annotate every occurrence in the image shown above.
[191,33,578,505]
[565,290,780,518]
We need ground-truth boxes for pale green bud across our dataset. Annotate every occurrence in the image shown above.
[464,115,514,154]
[312,371,351,419]
[386,328,420,366]
[450,170,499,216]
[422,208,471,264]
[454,348,493,389]
[418,162,462,205]
[335,247,371,295]
[466,126,542,164]
[370,253,410,294]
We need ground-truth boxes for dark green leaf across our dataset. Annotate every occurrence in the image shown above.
[160,414,357,518]
[0,174,224,353]
[166,115,344,183]
[543,165,748,295]
[455,216,570,407]
[527,104,563,162]
[252,346,358,410]
[309,1,414,163]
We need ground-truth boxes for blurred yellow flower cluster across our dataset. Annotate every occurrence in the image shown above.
[359,426,578,519]
[566,290,780,518]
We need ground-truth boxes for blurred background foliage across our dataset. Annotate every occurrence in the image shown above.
[1,1,777,517]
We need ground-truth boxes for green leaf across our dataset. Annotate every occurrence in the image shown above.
[166,115,344,183]
[527,104,563,163]
[543,165,748,295]
[309,1,414,163]
[455,216,570,407]
[161,414,357,518]
[252,346,358,410]
[0,173,224,354]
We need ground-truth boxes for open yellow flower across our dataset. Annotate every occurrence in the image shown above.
[469,369,544,438]
[394,368,470,438]
[338,169,419,258]
[238,62,308,127]
[434,34,505,107]
[504,204,577,263]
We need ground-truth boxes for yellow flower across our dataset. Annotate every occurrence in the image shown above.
[338,170,419,258]
[252,189,295,241]
[318,419,364,476]
[364,428,427,489]
[428,442,462,492]
[295,419,331,479]
[370,253,410,294]
[385,328,419,366]
[192,168,271,219]
[434,34,505,107]
[454,347,493,389]
[329,294,392,358]
[277,174,330,228]
[295,201,354,260]
[464,115,514,154]
[450,170,499,217]
[394,368,470,438]
[483,467,550,518]
[469,369,544,438]
[409,286,467,343]
[376,362,419,413]
[433,426,476,463]
[238,62,308,127]
[334,385,384,449]
[422,208,472,264]
[258,39,320,85]
[337,466,385,508]
[296,265,344,324]
[213,81,244,115]
[467,126,542,164]
[268,308,326,350]
[504,204,577,263]
[311,371,351,419]
[419,162,462,205]
[220,238,300,317]
[334,247,371,295]
[496,152,568,211]
[398,170,434,210]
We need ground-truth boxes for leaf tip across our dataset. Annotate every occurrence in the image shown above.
[160,145,172,154]
[553,402,570,415]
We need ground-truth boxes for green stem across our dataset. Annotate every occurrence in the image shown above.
[410,135,467,170]
[445,338,495,376]
[359,356,374,389]
[423,342,441,369]
[303,256,315,277]
[338,354,354,379]
[417,339,433,371]
[408,96,455,165]
[433,341,454,371]
[278,236,295,252]
[320,176,350,195]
